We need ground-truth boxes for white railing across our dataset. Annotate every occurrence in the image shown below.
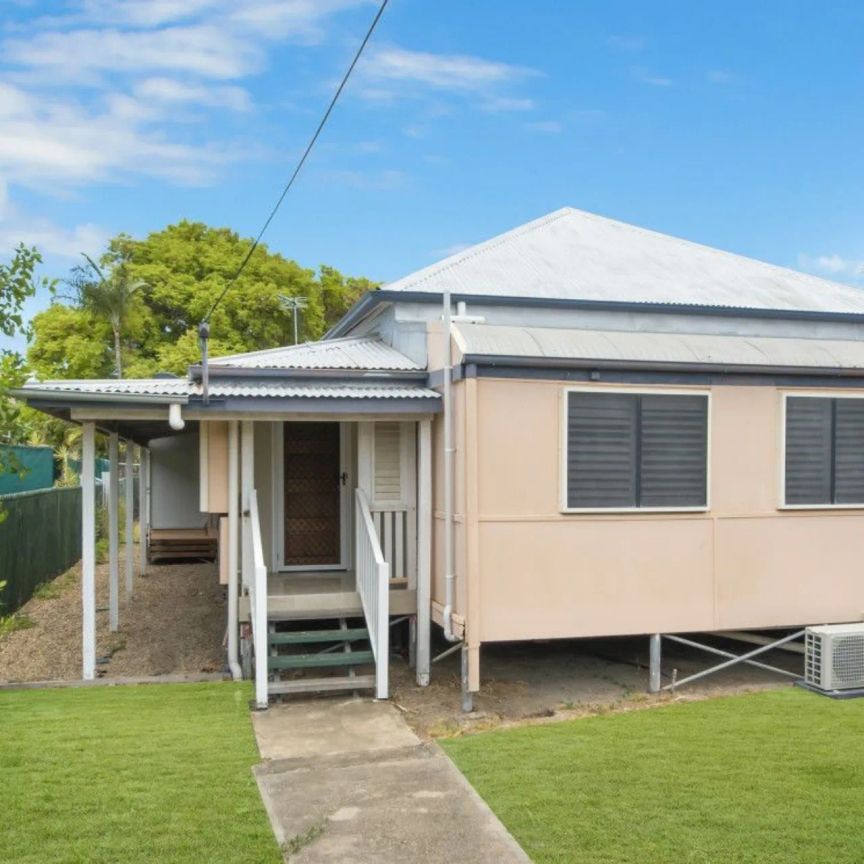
[247,489,269,709]
[356,488,390,699]
[370,506,415,585]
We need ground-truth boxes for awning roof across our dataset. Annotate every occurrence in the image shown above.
[455,322,864,373]
[14,377,439,403]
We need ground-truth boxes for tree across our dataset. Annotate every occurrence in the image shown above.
[63,250,148,378]
[1,245,55,445]
[28,221,379,379]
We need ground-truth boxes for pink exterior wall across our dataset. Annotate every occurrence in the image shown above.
[430,376,864,648]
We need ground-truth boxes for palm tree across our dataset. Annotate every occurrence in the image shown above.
[73,254,147,379]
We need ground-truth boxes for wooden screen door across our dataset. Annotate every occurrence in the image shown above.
[283,422,342,567]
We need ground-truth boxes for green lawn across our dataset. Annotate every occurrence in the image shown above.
[443,689,864,864]
[0,683,281,864]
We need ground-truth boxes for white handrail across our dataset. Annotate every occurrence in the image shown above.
[248,489,269,709]
[355,488,390,699]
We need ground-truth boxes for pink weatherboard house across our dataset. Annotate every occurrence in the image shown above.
[17,208,864,708]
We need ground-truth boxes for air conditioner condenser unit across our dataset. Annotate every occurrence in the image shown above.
[805,624,864,693]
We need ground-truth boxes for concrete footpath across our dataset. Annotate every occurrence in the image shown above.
[252,699,532,863]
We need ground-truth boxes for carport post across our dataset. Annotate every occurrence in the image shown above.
[124,440,134,599]
[81,422,96,680]
[649,634,662,693]
[138,446,148,576]
[108,431,120,632]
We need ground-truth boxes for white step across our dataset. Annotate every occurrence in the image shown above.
[268,674,375,696]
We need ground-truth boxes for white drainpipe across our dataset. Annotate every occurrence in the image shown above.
[168,402,185,431]
[442,289,459,642]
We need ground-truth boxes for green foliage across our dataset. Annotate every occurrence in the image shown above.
[0,244,44,338]
[29,221,379,380]
[444,689,864,864]
[0,683,281,864]
[28,304,113,379]
[1,244,56,479]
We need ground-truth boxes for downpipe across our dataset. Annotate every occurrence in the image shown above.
[442,288,460,644]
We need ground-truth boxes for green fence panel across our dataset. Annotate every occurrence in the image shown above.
[0,445,55,495]
[0,486,82,615]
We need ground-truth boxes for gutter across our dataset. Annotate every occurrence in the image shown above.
[11,388,190,405]
[461,354,864,378]
[325,289,864,339]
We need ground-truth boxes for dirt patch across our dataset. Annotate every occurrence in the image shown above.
[0,553,226,682]
[389,635,803,739]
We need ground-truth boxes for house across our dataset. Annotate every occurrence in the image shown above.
[16,206,864,709]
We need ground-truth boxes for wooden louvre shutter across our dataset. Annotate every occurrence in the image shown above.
[373,422,402,507]
[832,399,864,504]
[640,394,708,507]
[567,392,637,508]
[785,397,832,505]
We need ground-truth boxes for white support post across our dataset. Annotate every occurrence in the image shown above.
[241,421,254,590]
[138,446,148,576]
[81,422,96,680]
[227,421,241,680]
[416,419,432,686]
[124,440,134,600]
[357,422,373,497]
[108,431,120,632]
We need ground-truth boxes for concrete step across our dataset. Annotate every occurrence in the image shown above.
[267,675,375,696]
[268,650,375,671]
[268,628,369,645]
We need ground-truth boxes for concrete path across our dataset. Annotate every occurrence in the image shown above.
[253,699,531,863]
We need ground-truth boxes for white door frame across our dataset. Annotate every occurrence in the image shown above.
[271,420,352,573]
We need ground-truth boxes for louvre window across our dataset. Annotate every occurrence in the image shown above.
[785,397,864,505]
[565,391,708,510]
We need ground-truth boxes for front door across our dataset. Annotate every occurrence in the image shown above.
[283,422,342,567]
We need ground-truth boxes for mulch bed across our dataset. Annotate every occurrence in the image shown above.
[0,555,226,682]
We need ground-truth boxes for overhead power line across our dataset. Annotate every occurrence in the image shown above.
[202,0,389,325]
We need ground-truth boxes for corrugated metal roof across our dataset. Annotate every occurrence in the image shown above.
[15,377,439,401]
[209,337,421,371]
[17,378,192,398]
[455,322,864,371]
[385,207,864,316]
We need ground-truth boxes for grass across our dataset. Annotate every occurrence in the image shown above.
[443,689,864,864]
[0,682,282,864]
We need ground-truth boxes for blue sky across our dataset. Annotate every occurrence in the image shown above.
[2,0,864,348]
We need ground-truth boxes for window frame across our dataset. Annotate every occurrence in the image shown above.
[559,385,712,515]
[779,391,864,510]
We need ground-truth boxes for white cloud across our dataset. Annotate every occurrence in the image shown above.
[359,45,538,108]
[0,181,108,259]
[4,25,263,82]
[135,77,252,111]
[364,46,536,90]
[631,67,673,87]
[525,120,562,134]
[798,253,864,280]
